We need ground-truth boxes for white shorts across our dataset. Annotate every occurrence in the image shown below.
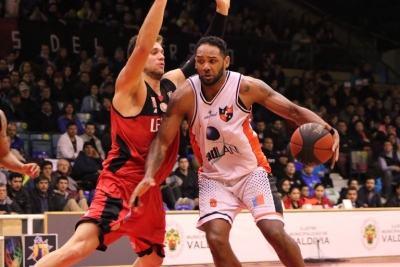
[197,167,284,230]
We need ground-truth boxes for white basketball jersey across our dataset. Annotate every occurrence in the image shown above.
[188,71,270,180]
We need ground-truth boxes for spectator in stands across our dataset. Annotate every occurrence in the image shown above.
[301,165,323,197]
[378,140,400,198]
[161,172,182,210]
[93,63,110,87]
[80,84,101,113]
[52,159,80,192]
[254,120,268,143]
[25,160,56,192]
[71,72,90,109]
[19,83,38,122]
[5,136,25,163]
[73,142,103,189]
[57,122,84,160]
[173,157,199,209]
[54,176,88,211]
[110,47,126,76]
[93,96,111,125]
[350,120,371,151]
[80,122,105,159]
[58,103,84,134]
[336,120,351,178]
[300,184,311,200]
[32,100,59,132]
[0,59,8,78]
[338,178,359,204]
[30,176,65,213]
[9,70,19,90]
[0,182,24,214]
[1,76,12,96]
[178,119,193,158]
[54,47,70,72]
[261,137,287,179]
[283,186,304,209]
[62,66,73,88]
[6,123,24,157]
[2,89,24,121]
[6,172,32,213]
[308,183,333,208]
[342,186,362,208]
[266,119,287,153]
[277,178,290,200]
[281,162,304,187]
[384,182,400,207]
[52,72,71,103]
[357,176,382,208]
[35,44,54,72]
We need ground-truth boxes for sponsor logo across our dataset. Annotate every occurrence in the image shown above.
[219,106,233,122]
[164,221,185,258]
[288,226,330,246]
[150,117,162,132]
[361,218,379,250]
[204,110,218,120]
[27,236,54,262]
[205,126,241,164]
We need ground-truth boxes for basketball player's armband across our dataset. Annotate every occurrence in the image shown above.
[325,124,335,135]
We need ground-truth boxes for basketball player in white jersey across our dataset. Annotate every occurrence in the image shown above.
[0,110,40,177]
[131,36,340,267]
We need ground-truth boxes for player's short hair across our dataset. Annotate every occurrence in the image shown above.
[127,35,163,58]
[195,36,228,58]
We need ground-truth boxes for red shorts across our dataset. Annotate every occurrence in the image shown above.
[76,171,166,257]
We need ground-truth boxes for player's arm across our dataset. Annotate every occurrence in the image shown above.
[116,0,167,94]
[0,111,40,176]
[240,77,339,168]
[129,82,194,207]
[162,0,230,86]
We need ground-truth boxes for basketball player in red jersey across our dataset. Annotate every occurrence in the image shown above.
[0,110,40,177]
[34,1,230,267]
[132,36,340,267]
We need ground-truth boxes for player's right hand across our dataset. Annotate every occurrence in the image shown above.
[215,0,230,15]
[128,176,156,211]
[22,163,40,178]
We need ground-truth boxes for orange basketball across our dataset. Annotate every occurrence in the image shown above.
[290,123,334,166]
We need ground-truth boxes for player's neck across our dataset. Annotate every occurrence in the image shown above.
[201,72,227,101]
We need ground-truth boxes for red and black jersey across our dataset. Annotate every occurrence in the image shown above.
[102,78,179,184]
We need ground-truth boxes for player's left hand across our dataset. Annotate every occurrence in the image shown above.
[22,163,41,178]
[128,176,156,211]
[325,124,339,169]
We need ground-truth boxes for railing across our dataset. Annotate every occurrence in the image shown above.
[0,214,44,235]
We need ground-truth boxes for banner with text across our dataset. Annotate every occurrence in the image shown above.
[163,210,400,265]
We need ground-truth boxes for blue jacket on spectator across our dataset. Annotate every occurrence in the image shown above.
[301,172,323,197]
[10,136,24,154]
[58,116,84,135]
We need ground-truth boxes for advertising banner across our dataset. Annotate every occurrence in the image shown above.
[3,235,24,267]
[23,234,58,267]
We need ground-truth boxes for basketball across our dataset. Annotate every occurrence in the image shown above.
[290,123,334,166]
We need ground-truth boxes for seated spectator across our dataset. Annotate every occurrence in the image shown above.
[277,178,290,200]
[94,96,111,125]
[54,176,88,211]
[3,90,25,121]
[262,137,287,178]
[24,160,57,192]
[7,123,24,157]
[33,100,59,132]
[178,119,193,158]
[350,120,371,151]
[5,135,25,164]
[265,119,287,153]
[307,183,333,208]
[161,173,183,210]
[52,159,80,193]
[0,182,24,214]
[58,103,84,134]
[337,178,359,204]
[80,122,105,159]
[300,184,312,200]
[30,176,65,214]
[283,186,304,209]
[357,176,382,208]
[281,162,305,187]
[384,182,400,207]
[301,165,323,197]
[6,172,32,213]
[81,84,101,113]
[57,122,84,160]
[336,120,351,178]
[173,157,199,209]
[378,140,400,198]
[72,142,103,189]
[339,186,362,208]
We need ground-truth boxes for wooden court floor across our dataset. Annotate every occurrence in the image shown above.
[98,256,400,267]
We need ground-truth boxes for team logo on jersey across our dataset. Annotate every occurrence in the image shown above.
[219,106,233,122]
[205,126,241,164]
[160,102,168,112]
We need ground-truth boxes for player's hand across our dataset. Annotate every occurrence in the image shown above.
[128,176,156,211]
[325,124,339,169]
[22,163,40,178]
[215,0,230,15]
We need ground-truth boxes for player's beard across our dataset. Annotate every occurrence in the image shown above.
[199,67,224,86]
[144,67,164,80]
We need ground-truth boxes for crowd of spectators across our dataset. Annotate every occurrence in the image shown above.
[0,0,400,215]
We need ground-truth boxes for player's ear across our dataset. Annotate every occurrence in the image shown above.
[224,56,230,69]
